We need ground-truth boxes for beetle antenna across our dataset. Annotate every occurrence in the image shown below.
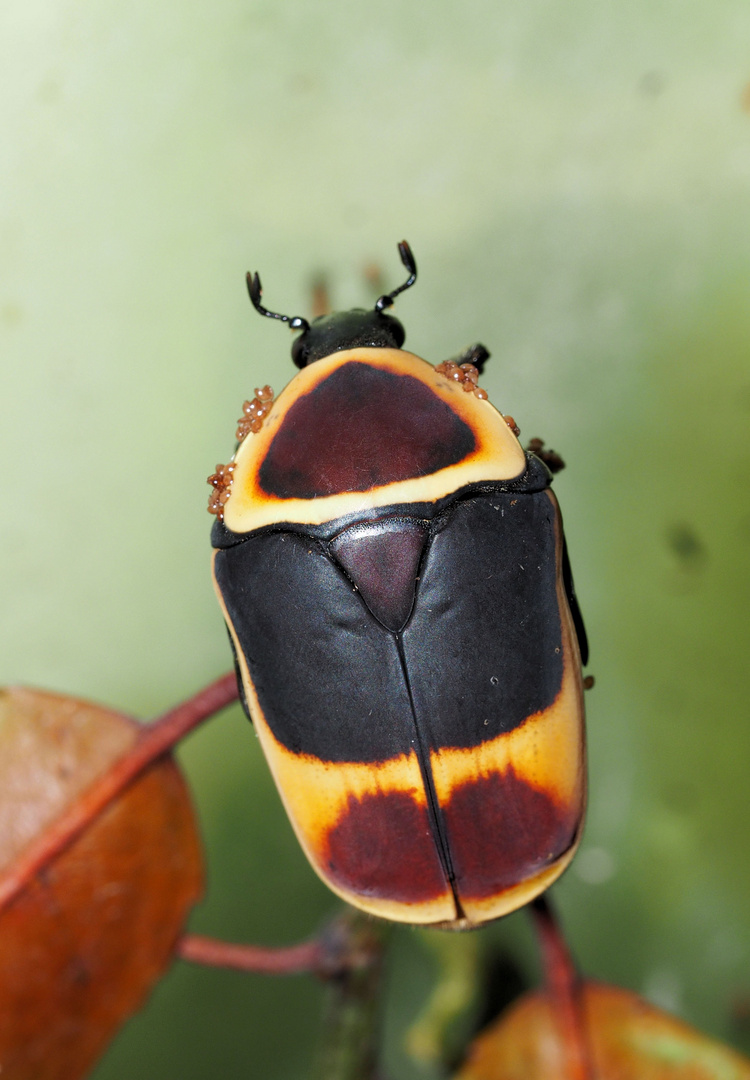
[375,240,417,312]
[246,271,310,333]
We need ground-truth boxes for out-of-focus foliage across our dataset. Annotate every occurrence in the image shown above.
[455,981,750,1080]
[0,688,202,1078]
[1,0,748,1076]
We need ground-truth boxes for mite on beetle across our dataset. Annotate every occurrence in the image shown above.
[209,242,588,928]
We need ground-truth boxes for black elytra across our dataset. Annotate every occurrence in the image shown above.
[212,485,565,764]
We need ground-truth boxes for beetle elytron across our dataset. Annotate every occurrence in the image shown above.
[209,242,588,928]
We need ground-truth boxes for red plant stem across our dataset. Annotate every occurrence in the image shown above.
[177,933,325,976]
[0,672,239,915]
[530,895,593,1080]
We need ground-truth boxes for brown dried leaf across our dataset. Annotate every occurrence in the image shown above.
[0,687,204,1080]
[455,980,750,1080]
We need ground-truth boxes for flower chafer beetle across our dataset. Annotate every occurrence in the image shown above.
[209,242,588,928]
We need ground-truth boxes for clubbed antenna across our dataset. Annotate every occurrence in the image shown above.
[375,241,417,312]
[246,271,310,333]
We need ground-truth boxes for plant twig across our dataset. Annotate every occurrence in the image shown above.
[0,672,239,914]
[181,912,391,1079]
[530,895,593,1080]
[177,932,325,976]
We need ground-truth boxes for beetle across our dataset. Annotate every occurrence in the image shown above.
[208,242,588,928]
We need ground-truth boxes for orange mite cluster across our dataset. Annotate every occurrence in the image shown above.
[206,385,275,519]
[434,361,488,400]
[236,385,274,442]
[207,462,236,519]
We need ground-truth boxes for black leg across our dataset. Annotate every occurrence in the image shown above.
[442,343,490,374]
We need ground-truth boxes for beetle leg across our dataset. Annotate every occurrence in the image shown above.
[561,537,589,667]
[310,273,330,319]
[526,437,565,474]
[442,343,490,374]
[226,630,253,722]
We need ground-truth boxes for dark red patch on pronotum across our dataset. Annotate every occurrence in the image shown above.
[259,362,476,499]
[444,768,579,900]
[324,789,449,903]
[329,518,427,632]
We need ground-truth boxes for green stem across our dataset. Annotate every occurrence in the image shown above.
[312,911,392,1080]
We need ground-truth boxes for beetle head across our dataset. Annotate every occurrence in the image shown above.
[289,307,406,368]
[247,240,417,369]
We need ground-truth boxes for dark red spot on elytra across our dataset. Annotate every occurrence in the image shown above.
[444,768,580,900]
[324,789,449,903]
[329,518,427,632]
[259,362,476,499]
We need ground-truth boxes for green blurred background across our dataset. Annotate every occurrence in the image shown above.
[2,1,750,1076]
